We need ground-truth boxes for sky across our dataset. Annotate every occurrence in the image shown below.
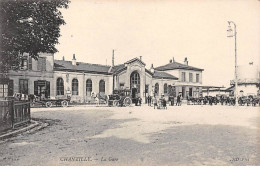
[55,0,260,87]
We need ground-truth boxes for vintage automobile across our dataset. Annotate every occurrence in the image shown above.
[29,94,70,108]
[108,89,132,107]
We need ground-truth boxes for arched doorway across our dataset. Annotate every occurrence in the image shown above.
[130,71,140,99]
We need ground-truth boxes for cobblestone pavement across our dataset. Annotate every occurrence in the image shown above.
[0,105,259,166]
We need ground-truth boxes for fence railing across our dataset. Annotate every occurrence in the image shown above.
[0,100,31,132]
[0,100,13,132]
[13,101,31,128]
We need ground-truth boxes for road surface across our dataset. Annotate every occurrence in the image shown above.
[0,105,259,165]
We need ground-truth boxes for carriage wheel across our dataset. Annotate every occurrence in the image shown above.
[31,101,35,107]
[45,102,52,108]
[123,97,132,107]
[113,100,119,107]
[61,100,68,107]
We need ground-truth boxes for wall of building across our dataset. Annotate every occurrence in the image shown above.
[7,53,54,97]
[117,70,127,89]
[151,78,177,99]
[53,71,113,102]
[125,61,146,99]
[8,74,54,96]
[145,73,153,95]
[237,84,259,96]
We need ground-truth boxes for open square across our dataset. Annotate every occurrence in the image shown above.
[0,105,259,165]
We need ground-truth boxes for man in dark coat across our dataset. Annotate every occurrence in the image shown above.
[176,94,181,106]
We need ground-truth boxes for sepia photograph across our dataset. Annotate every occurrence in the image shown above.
[0,0,259,166]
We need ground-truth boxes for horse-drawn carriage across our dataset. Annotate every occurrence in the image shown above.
[238,95,259,106]
[187,96,203,105]
[108,89,132,107]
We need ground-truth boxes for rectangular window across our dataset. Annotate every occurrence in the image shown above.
[20,58,28,70]
[181,72,186,82]
[196,74,200,83]
[0,84,8,98]
[19,79,29,94]
[189,73,193,82]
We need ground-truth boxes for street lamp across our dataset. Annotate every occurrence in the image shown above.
[227,21,238,106]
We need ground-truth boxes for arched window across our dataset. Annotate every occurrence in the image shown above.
[130,71,140,93]
[56,78,64,95]
[164,83,168,94]
[155,83,159,96]
[86,79,92,96]
[72,78,78,95]
[99,80,105,94]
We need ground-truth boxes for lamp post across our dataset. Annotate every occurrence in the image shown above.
[227,21,238,106]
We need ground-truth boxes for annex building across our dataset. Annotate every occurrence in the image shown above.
[1,53,204,102]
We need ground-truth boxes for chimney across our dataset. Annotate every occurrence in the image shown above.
[169,59,172,63]
[140,56,142,61]
[112,50,114,66]
[150,64,154,74]
[172,57,175,62]
[184,57,188,65]
[62,56,65,61]
[72,54,76,65]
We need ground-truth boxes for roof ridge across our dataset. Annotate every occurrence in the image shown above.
[155,60,203,71]
[55,59,110,67]
[76,61,110,67]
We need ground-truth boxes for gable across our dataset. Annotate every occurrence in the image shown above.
[124,57,146,66]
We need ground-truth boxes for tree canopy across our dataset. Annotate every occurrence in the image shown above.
[0,0,69,73]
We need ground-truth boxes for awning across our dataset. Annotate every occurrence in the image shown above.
[172,84,225,89]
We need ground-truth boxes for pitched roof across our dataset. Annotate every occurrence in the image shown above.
[110,64,126,74]
[153,70,178,80]
[54,60,111,74]
[155,61,204,71]
[124,57,146,66]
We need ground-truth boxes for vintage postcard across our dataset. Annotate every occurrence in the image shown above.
[0,0,259,166]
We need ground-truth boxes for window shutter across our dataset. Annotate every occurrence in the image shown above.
[28,56,32,70]
[42,58,46,71]
[46,81,50,98]
[37,58,42,71]
[8,80,14,96]
[34,81,38,95]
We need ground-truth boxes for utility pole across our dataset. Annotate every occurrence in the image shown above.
[112,49,115,66]
[227,21,238,106]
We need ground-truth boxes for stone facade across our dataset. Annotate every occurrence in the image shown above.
[1,54,204,102]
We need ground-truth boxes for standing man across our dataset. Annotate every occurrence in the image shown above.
[176,94,181,106]
[148,95,151,106]
[169,95,174,106]
[153,96,158,109]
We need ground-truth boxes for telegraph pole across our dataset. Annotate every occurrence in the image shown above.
[227,21,238,106]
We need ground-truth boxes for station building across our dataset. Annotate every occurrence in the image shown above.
[0,53,204,102]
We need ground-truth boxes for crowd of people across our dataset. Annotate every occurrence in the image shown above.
[146,94,183,109]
